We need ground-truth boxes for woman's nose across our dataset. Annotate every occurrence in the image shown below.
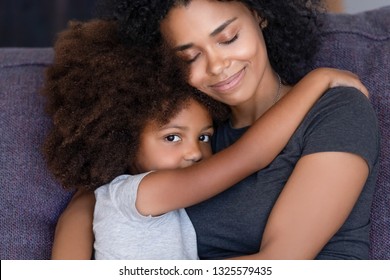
[206,50,230,76]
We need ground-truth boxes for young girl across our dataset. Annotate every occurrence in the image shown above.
[44,19,369,259]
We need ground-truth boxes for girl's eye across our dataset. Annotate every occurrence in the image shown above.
[221,34,238,45]
[199,135,211,143]
[165,135,181,142]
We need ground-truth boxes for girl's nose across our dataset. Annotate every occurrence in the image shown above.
[184,142,203,163]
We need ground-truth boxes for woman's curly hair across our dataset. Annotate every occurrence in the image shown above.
[95,0,325,84]
[42,19,228,191]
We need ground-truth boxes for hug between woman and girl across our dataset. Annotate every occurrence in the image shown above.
[42,0,379,260]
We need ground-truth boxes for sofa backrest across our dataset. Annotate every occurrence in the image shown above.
[0,7,389,259]
[311,7,390,259]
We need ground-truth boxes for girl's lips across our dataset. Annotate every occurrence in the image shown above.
[210,68,245,92]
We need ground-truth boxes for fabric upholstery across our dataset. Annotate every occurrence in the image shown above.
[0,7,389,259]
[311,7,390,259]
[0,48,72,259]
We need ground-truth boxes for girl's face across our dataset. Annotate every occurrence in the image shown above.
[161,0,272,107]
[135,99,214,173]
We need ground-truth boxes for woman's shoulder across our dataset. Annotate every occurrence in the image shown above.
[308,86,378,125]
[320,86,372,107]
[301,86,380,170]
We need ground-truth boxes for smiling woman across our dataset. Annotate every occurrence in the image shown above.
[160,1,276,123]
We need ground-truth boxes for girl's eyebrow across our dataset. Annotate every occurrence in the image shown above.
[160,124,214,131]
[173,17,238,52]
[201,124,214,132]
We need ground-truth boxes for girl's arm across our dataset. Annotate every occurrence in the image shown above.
[137,68,368,216]
[51,188,95,260]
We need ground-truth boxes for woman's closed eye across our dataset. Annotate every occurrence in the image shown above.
[220,34,239,45]
[185,53,200,64]
[185,34,239,63]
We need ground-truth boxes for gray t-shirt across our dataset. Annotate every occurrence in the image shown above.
[187,87,380,259]
[94,173,198,259]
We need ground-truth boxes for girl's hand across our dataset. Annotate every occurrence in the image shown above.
[313,67,369,98]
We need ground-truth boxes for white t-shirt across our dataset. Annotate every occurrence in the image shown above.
[93,173,198,259]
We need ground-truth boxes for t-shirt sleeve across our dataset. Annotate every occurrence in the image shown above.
[95,172,152,221]
[301,87,380,172]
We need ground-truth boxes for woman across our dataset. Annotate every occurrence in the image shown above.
[97,0,379,259]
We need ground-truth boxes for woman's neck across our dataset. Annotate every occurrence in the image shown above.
[229,100,270,128]
[229,75,290,129]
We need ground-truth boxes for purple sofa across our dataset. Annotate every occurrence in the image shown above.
[1,7,389,260]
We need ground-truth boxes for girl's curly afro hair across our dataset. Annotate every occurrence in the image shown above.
[42,19,228,191]
[95,0,325,85]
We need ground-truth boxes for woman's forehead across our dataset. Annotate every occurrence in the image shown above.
[161,0,250,42]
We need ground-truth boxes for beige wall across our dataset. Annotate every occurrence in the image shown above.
[325,0,344,12]
[326,0,389,13]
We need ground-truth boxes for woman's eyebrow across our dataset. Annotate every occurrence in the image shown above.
[173,17,238,52]
[210,17,237,37]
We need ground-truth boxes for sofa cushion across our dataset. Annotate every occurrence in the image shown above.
[0,48,73,259]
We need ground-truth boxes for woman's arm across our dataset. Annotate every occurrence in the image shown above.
[51,189,95,260]
[137,68,369,216]
[230,152,369,259]
[262,152,369,259]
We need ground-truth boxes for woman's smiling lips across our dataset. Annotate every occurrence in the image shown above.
[209,68,245,93]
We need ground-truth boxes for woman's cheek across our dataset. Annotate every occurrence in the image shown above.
[187,68,202,90]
